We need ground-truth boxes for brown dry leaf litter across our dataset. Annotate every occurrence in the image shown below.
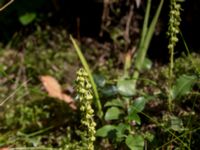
[40,75,77,110]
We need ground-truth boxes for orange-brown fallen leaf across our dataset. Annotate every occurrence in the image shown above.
[0,147,10,150]
[40,75,77,110]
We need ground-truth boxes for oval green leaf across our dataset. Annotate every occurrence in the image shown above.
[104,99,124,108]
[117,79,136,96]
[101,85,118,97]
[105,107,123,121]
[19,13,36,26]
[125,134,144,150]
[172,74,196,99]
[96,125,117,137]
[93,74,106,88]
[130,97,147,113]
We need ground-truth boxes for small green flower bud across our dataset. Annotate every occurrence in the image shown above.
[85,92,93,100]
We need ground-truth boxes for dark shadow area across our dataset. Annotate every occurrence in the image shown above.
[0,0,200,62]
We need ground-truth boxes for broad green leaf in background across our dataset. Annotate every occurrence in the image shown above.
[96,125,117,137]
[125,134,144,150]
[172,74,197,99]
[105,107,123,121]
[117,79,136,96]
[104,99,124,108]
[93,74,106,88]
[19,13,36,26]
[100,85,118,97]
[129,97,147,113]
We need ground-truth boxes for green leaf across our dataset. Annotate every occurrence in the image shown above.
[172,74,196,99]
[104,99,124,108]
[110,27,124,43]
[117,79,136,96]
[116,123,130,139]
[128,97,149,125]
[19,13,36,26]
[101,85,118,97]
[105,107,123,121]
[125,134,144,150]
[170,116,184,132]
[128,113,141,125]
[0,64,6,77]
[141,57,152,70]
[130,97,147,113]
[144,131,154,142]
[93,74,106,88]
[96,125,117,137]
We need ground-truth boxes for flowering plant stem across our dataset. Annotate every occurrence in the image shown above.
[167,0,182,111]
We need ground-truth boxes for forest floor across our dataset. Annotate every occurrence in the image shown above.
[0,25,200,149]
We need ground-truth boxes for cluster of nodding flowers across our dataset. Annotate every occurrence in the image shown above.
[167,0,182,76]
[76,68,96,150]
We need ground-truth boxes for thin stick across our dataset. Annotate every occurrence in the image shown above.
[124,4,134,48]
[0,0,14,11]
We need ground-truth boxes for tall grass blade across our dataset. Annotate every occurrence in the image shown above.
[135,0,164,71]
[139,0,151,47]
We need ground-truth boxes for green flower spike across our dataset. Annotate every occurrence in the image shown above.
[167,0,182,77]
[167,0,182,111]
[76,68,96,150]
